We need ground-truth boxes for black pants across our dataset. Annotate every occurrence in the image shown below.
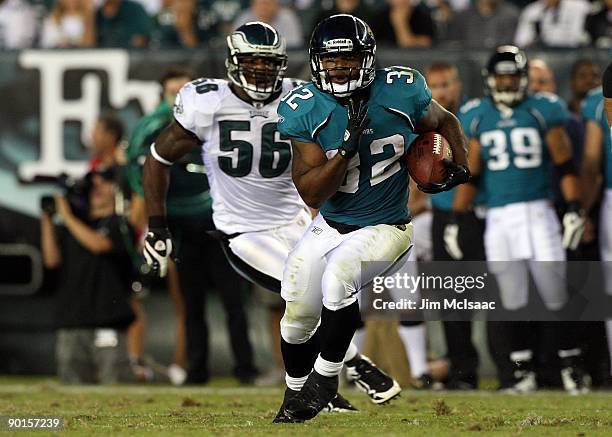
[169,214,256,383]
[432,207,485,383]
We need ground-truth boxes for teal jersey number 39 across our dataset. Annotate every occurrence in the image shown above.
[459,93,570,208]
[277,67,432,227]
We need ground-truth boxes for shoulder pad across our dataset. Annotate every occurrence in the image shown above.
[277,83,337,143]
[282,77,307,94]
[174,78,227,138]
[458,98,486,138]
[459,98,484,115]
[527,92,569,130]
[581,88,604,122]
[373,67,432,127]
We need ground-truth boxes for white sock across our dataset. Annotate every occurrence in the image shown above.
[285,373,308,391]
[510,349,533,363]
[352,328,367,352]
[558,348,581,359]
[343,341,359,362]
[398,324,428,378]
[314,354,344,377]
[607,320,612,376]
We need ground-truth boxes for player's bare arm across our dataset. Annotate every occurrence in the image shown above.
[545,125,581,203]
[143,120,200,218]
[603,61,612,126]
[581,120,604,212]
[605,97,612,128]
[414,99,468,167]
[291,140,350,208]
[453,138,482,213]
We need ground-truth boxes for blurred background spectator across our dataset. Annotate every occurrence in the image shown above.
[196,0,248,46]
[40,0,96,48]
[96,0,152,47]
[233,0,303,48]
[446,0,519,48]
[0,0,37,49]
[89,113,125,171]
[370,0,435,48]
[585,0,612,48]
[514,0,590,48]
[313,0,374,30]
[41,169,136,384]
[133,0,162,15]
[569,59,602,115]
[151,0,201,48]
[528,58,556,93]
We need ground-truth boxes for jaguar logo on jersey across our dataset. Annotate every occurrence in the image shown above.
[497,118,517,128]
[250,109,270,118]
[312,226,323,235]
[324,39,353,51]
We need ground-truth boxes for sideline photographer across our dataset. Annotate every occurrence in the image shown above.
[40,168,136,384]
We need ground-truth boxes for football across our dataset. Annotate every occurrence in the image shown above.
[406,132,453,187]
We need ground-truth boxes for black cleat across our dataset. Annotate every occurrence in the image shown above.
[345,354,401,403]
[412,373,435,390]
[284,372,338,421]
[322,392,358,413]
[272,388,303,423]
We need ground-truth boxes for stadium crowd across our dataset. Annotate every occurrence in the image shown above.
[0,0,610,50]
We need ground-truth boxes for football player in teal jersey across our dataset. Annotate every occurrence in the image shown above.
[581,63,612,385]
[451,46,589,394]
[275,14,470,421]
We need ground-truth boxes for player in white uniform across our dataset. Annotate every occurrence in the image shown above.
[140,22,399,419]
[171,75,310,289]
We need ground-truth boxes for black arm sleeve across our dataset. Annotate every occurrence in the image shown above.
[604,61,612,98]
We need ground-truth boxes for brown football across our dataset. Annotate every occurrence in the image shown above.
[406,132,453,187]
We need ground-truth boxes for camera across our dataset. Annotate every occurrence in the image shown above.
[40,173,94,219]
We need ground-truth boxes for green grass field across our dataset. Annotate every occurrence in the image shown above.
[0,377,610,436]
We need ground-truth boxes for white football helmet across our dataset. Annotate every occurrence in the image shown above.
[226,22,288,101]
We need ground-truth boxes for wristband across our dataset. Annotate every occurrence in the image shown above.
[149,215,167,229]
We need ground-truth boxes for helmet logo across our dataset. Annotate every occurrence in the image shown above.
[324,39,354,51]
[344,130,350,141]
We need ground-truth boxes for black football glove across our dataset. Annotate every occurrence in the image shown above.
[143,217,173,278]
[418,159,471,194]
[338,97,369,159]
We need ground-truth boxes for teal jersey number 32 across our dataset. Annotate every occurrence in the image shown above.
[277,67,432,227]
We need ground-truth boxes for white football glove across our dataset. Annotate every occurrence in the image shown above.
[443,221,463,260]
[562,201,585,251]
[143,228,173,278]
